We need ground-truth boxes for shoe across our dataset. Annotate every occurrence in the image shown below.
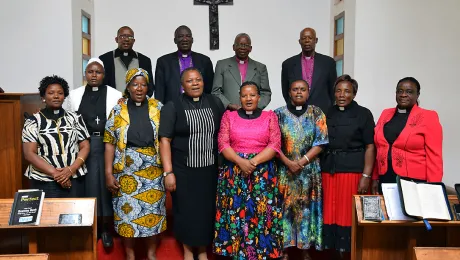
[101,231,113,248]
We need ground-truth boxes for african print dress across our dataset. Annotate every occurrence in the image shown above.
[213,110,284,260]
[274,105,328,250]
[103,98,166,238]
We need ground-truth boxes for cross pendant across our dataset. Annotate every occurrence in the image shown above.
[95,116,100,125]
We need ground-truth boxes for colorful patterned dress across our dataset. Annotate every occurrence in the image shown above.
[103,98,166,238]
[274,105,328,250]
[213,110,284,260]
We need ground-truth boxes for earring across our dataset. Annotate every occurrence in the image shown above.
[42,99,45,103]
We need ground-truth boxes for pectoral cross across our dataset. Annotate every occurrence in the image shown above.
[95,116,100,125]
[194,0,234,50]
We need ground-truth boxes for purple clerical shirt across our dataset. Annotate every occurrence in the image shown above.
[236,57,248,84]
[301,53,315,90]
[178,51,193,93]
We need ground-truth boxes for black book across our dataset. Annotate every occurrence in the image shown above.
[9,189,45,225]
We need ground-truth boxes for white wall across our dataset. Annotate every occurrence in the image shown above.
[353,0,460,186]
[0,0,73,92]
[93,0,332,110]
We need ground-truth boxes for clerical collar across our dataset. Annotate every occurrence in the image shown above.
[336,100,357,112]
[183,93,203,102]
[302,52,315,60]
[236,57,248,64]
[128,98,146,107]
[41,106,64,119]
[114,48,137,58]
[396,106,412,114]
[287,102,308,117]
[237,108,262,119]
[86,84,105,92]
[178,51,192,58]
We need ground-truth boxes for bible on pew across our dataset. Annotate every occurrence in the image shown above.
[9,189,45,225]
[397,177,453,221]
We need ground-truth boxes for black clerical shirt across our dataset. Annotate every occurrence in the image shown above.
[78,85,107,134]
[126,99,154,147]
[41,107,65,120]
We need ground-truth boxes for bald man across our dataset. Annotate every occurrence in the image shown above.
[212,33,271,110]
[99,26,154,96]
[281,28,337,113]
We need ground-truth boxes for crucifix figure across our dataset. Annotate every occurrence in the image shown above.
[95,116,100,125]
[194,0,234,50]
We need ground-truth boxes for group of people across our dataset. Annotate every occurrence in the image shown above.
[21,24,443,260]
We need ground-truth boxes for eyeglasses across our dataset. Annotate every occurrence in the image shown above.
[119,35,134,41]
[234,43,252,49]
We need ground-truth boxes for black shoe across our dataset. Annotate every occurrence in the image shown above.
[101,231,113,248]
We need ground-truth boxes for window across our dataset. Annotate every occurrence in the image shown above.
[334,12,344,76]
[82,11,91,84]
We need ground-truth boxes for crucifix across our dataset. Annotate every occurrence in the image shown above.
[194,0,234,50]
[95,116,100,125]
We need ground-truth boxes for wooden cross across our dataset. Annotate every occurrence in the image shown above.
[194,0,234,50]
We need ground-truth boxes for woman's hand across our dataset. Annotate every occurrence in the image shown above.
[357,176,371,194]
[286,160,303,175]
[371,180,379,195]
[106,174,120,193]
[54,168,72,184]
[237,159,256,177]
[59,179,72,189]
[164,174,176,192]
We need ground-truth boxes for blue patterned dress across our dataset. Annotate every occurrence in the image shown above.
[274,105,328,250]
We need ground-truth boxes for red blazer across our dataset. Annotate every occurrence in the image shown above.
[372,105,443,182]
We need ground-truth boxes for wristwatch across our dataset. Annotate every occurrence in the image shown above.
[163,171,173,177]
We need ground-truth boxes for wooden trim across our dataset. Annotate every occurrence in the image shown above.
[334,55,344,61]
[82,54,91,60]
[334,34,344,41]
[334,11,345,20]
[82,32,91,40]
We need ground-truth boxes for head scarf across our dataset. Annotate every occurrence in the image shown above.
[125,68,149,86]
[87,57,104,68]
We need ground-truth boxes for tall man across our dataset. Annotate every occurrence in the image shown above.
[155,25,214,104]
[99,26,154,96]
[212,33,271,110]
[281,28,337,113]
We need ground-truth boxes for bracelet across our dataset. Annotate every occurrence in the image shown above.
[362,173,371,178]
[303,154,310,163]
[77,157,85,164]
[67,167,74,175]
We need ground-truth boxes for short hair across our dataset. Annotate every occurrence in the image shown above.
[240,81,260,95]
[397,77,420,94]
[180,67,203,83]
[38,75,70,98]
[334,74,358,95]
[117,26,133,36]
[234,33,251,44]
[174,25,192,37]
[290,79,310,91]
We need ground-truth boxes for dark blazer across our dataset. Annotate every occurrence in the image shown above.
[281,52,337,113]
[99,50,155,96]
[154,51,214,105]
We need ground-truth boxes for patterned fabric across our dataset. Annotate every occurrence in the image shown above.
[274,105,328,250]
[104,98,165,238]
[218,110,281,154]
[301,53,315,89]
[22,110,90,181]
[214,110,284,260]
[125,68,150,85]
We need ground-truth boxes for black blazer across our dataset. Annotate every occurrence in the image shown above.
[281,52,337,113]
[99,50,155,97]
[154,51,214,104]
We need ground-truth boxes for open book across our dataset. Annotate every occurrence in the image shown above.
[381,183,414,221]
[397,177,452,221]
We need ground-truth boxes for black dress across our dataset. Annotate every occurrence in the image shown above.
[159,93,225,246]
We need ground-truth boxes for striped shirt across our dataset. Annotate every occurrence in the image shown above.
[184,107,215,167]
[22,110,90,181]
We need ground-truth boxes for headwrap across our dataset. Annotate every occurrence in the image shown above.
[125,68,150,86]
[87,57,104,68]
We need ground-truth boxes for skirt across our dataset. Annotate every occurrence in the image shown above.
[84,136,113,217]
[213,153,284,260]
[112,146,167,238]
[322,172,361,252]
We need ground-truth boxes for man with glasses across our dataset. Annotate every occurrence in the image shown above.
[154,25,214,104]
[212,33,271,110]
[99,26,154,96]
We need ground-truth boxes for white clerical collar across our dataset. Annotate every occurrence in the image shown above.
[193,97,200,102]
[182,54,188,58]
[398,108,407,113]
[123,52,128,56]
[246,110,253,115]
[239,60,245,64]
[92,87,99,91]
[296,106,302,111]
[339,107,345,111]
[135,102,142,107]
[53,109,60,114]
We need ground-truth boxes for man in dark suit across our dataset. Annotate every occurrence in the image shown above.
[99,26,154,96]
[154,25,214,104]
[281,28,337,113]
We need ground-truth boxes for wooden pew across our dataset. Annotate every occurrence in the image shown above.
[0,198,96,260]
[351,195,460,260]
[414,247,460,260]
[0,254,49,260]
